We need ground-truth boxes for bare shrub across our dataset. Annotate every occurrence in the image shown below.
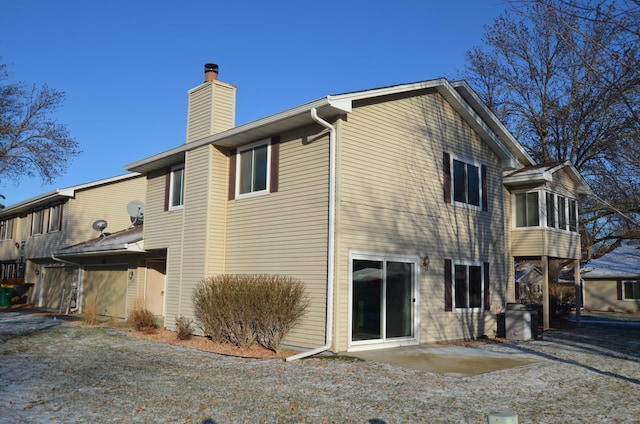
[175,315,195,340]
[83,295,98,325]
[131,299,157,332]
[192,274,309,353]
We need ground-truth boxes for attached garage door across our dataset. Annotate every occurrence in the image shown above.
[42,266,76,309]
[83,265,127,319]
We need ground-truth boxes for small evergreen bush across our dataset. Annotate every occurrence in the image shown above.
[192,274,309,353]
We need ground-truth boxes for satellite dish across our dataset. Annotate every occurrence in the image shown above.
[92,219,108,237]
[126,200,145,225]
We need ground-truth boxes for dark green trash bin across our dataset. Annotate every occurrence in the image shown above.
[0,286,13,306]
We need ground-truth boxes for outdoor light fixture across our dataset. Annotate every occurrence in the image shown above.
[15,242,20,249]
[422,255,430,270]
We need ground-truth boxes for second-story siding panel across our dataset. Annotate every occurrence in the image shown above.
[69,176,147,246]
[225,124,330,348]
[144,170,184,249]
[336,90,508,346]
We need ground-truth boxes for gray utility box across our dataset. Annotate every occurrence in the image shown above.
[505,303,538,341]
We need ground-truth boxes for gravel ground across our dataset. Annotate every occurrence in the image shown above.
[0,310,639,423]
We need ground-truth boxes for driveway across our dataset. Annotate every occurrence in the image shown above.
[0,309,639,423]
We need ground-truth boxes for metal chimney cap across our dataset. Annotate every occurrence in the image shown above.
[204,63,219,73]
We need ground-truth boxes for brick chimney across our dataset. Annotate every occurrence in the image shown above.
[185,63,236,143]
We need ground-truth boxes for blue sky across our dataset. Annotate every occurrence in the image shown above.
[1,0,506,205]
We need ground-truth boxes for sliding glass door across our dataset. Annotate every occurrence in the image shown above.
[351,254,418,346]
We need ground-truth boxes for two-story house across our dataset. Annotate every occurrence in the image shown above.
[0,174,157,318]
[123,65,589,356]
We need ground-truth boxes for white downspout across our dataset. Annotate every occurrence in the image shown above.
[286,107,336,361]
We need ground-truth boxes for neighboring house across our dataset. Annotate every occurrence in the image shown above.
[0,174,157,318]
[515,264,544,303]
[581,240,640,313]
[121,65,589,354]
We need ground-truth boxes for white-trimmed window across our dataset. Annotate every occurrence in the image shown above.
[168,164,185,210]
[454,262,483,311]
[622,280,640,300]
[452,157,481,208]
[515,191,579,233]
[31,209,44,235]
[0,218,13,240]
[444,152,486,211]
[515,192,540,227]
[236,140,271,198]
[445,259,489,312]
[48,203,63,233]
[546,192,556,228]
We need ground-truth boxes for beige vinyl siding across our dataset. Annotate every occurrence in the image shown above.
[549,168,578,197]
[584,280,640,313]
[336,90,509,348]
[0,217,19,259]
[186,81,236,143]
[206,146,228,277]
[225,125,330,348]
[178,147,213,319]
[546,231,581,259]
[511,226,581,259]
[68,176,146,245]
[143,170,184,249]
[143,170,185,326]
[21,176,145,260]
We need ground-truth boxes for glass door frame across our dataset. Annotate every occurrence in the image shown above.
[348,251,420,351]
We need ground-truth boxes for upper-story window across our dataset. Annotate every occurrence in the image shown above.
[168,164,185,210]
[237,140,270,198]
[515,190,578,233]
[48,203,63,233]
[0,218,13,240]
[443,152,487,211]
[515,192,540,227]
[453,158,480,207]
[229,137,280,201]
[31,208,44,235]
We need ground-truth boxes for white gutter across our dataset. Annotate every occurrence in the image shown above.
[286,107,337,361]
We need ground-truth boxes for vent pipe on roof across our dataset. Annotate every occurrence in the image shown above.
[204,63,219,82]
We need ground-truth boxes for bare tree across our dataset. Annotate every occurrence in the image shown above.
[463,0,640,256]
[0,60,80,192]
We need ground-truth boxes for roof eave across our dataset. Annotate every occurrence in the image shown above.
[54,240,145,257]
[125,98,352,174]
[450,81,536,169]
